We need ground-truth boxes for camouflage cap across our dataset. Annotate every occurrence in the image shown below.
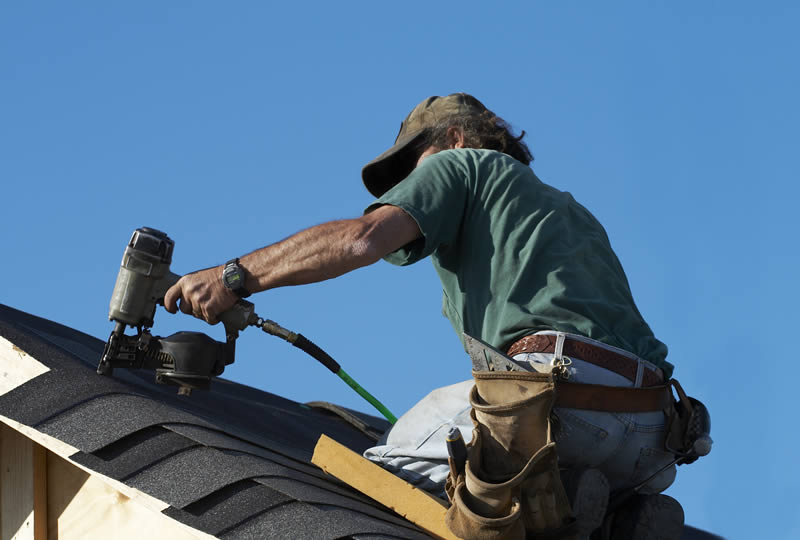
[361,93,489,197]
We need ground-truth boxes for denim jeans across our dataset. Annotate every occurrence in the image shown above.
[363,331,676,499]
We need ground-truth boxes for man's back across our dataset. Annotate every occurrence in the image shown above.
[368,148,671,375]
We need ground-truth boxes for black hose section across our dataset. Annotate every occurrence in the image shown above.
[292,334,341,374]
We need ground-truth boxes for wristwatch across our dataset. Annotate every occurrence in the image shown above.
[221,258,251,298]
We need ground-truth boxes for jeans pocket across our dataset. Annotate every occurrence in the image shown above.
[553,408,612,467]
[632,446,677,493]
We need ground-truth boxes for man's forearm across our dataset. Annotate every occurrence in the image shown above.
[163,205,420,323]
[240,217,385,292]
[239,205,420,293]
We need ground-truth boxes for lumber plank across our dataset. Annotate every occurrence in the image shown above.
[1,423,35,540]
[0,415,169,516]
[312,434,460,540]
[2,416,216,539]
[33,444,46,540]
[46,451,218,540]
[0,416,79,468]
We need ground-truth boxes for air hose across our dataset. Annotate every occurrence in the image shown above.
[251,316,398,424]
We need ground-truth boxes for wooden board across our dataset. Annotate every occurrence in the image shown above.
[46,451,214,540]
[311,434,460,540]
[0,331,219,539]
[33,445,47,540]
[0,337,49,397]
[1,422,46,540]
[0,418,217,540]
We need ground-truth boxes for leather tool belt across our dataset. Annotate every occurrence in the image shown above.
[507,334,671,413]
[507,334,664,387]
[554,382,672,412]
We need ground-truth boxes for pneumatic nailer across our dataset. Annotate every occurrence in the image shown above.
[97,227,397,422]
[97,227,256,393]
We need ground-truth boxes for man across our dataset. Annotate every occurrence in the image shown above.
[165,93,684,539]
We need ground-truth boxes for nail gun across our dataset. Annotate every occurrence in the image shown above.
[97,227,397,422]
[97,227,256,393]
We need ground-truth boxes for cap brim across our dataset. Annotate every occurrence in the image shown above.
[362,129,428,198]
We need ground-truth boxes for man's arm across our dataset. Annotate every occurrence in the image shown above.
[163,204,420,324]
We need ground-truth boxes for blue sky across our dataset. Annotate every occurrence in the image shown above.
[2,3,798,538]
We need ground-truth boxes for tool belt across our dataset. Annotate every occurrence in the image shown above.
[453,332,712,539]
[507,334,671,413]
[506,333,712,461]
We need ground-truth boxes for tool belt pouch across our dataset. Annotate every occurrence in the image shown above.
[664,379,712,465]
[446,440,525,540]
[445,371,573,540]
[445,458,459,503]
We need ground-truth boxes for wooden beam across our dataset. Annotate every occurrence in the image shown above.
[312,434,460,540]
[0,415,79,460]
[0,415,165,514]
[0,339,217,540]
[0,419,216,540]
[33,444,47,540]
[46,452,215,540]
[1,422,34,539]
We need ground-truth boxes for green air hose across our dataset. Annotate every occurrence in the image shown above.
[252,317,398,424]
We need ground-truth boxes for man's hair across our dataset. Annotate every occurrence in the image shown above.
[424,110,534,165]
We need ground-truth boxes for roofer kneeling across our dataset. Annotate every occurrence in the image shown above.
[166,93,710,540]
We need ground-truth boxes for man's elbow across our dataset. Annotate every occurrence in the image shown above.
[347,206,420,265]
[347,221,401,266]
[347,235,380,264]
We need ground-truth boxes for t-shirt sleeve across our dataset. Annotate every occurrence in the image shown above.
[364,150,470,266]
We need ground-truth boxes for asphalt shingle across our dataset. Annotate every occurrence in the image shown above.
[0,304,422,540]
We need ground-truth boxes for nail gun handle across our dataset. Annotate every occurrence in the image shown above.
[219,300,256,339]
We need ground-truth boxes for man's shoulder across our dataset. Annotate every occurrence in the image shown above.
[428,149,534,180]
[412,148,544,203]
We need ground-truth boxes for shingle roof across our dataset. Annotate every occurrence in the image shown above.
[0,304,430,539]
[0,304,722,540]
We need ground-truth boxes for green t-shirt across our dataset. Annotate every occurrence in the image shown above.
[365,148,672,377]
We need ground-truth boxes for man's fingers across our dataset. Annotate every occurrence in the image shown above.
[204,305,220,325]
[203,308,219,326]
[163,269,227,325]
[178,298,194,315]
[164,282,182,313]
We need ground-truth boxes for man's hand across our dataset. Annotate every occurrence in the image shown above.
[164,266,238,325]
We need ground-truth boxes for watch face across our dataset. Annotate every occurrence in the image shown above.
[223,264,244,289]
[223,262,250,297]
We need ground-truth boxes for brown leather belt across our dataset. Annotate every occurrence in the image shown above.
[507,334,663,388]
[554,382,672,412]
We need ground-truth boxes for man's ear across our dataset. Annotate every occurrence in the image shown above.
[446,127,467,149]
